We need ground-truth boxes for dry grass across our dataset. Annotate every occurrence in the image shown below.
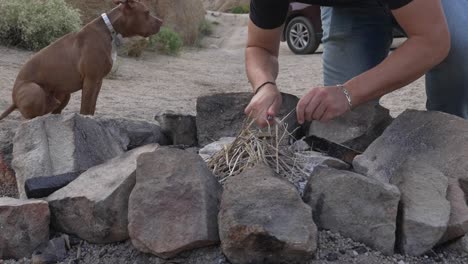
[207,112,309,183]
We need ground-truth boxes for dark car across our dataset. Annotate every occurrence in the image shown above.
[282,2,407,54]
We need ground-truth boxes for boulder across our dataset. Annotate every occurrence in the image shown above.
[155,112,198,146]
[97,117,170,149]
[353,110,468,243]
[196,92,301,146]
[128,148,221,258]
[303,167,400,255]
[219,164,317,264]
[0,198,49,260]
[46,144,158,243]
[392,159,450,256]
[307,103,393,152]
[12,114,126,199]
[203,0,250,12]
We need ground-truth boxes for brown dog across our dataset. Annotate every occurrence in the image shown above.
[0,0,162,120]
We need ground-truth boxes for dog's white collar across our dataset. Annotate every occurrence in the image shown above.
[101,13,122,45]
[101,13,122,65]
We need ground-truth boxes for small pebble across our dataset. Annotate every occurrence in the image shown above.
[352,250,358,256]
[398,260,405,264]
[353,245,368,254]
[325,252,339,261]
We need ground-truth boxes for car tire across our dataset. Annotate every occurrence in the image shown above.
[286,16,319,55]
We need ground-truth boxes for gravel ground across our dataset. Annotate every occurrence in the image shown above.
[3,230,466,264]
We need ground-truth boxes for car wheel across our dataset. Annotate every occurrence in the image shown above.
[286,16,319,55]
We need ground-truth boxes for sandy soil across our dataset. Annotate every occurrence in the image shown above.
[0,12,426,124]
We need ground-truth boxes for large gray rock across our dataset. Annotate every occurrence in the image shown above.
[196,92,301,146]
[12,114,126,199]
[155,112,197,146]
[307,103,393,152]
[128,148,221,259]
[46,144,159,243]
[0,197,49,260]
[219,164,317,264]
[303,167,399,255]
[353,110,468,243]
[391,159,450,256]
[98,118,170,150]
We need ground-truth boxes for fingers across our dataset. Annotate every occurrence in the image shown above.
[297,88,327,124]
[297,86,351,123]
[244,87,282,128]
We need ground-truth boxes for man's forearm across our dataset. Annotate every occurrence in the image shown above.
[345,34,449,106]
[245,46,280,92]
[345,0,450,107]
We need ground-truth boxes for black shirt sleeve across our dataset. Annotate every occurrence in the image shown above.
[250,0,290,29]
[386,0,413,9]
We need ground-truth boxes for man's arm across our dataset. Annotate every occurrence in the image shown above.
[297,0,450,123]
[244,19,284,127]
[345,0,450,106]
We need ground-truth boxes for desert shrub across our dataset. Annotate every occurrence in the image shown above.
[148,27,183,56]
[230,5,250,14]
[0,0,81,50]
[199,19,214,37]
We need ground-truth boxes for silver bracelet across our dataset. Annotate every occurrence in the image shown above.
[337,84,352,109]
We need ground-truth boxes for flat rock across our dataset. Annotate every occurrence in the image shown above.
[196,92,301,146]
[98,117,170,150]
[47,144,158,243]
[303,166,399,255]
[307,103,393,152]
[219,164,317,264]
[128,148,221,259]
[353,110,468,243]
[0,197,49,260]
[12,114,126,199]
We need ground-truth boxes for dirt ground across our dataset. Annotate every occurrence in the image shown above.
[0,12,426,124]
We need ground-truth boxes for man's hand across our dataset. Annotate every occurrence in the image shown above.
[244,83,282,127]
[296,86,351,124]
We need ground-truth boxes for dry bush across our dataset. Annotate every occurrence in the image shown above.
[0,0,81,50]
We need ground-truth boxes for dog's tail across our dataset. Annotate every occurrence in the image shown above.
[0,104,16,121]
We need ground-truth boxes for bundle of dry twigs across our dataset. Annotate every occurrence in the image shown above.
[207,114,309,183]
